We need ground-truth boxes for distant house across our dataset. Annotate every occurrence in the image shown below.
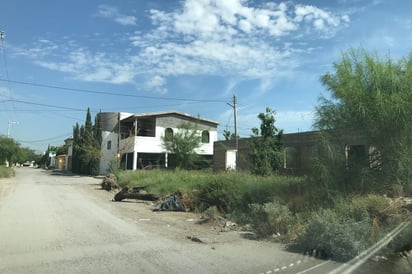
[99,111,219,174]
[213,130,370,175]
[56,154,66,170]
[64,137,73,172]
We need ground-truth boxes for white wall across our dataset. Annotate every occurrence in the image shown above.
[100,114,218,174]
[100,131,119,174]
[119,125,217,155]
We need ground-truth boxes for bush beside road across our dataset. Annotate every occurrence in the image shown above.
[115,169,412,263]
[0,166,15,178]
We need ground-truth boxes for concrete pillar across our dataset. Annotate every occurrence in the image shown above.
[133,151,138,170]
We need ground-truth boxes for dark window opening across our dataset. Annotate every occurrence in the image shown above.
[120,152,134,170]
[120,121,136,139]
[346,145,369,169]
[120,117,156,139]
[284,147,298,169]
[165,128,173,140]
[202,130,210,143]
[137,117,156,137]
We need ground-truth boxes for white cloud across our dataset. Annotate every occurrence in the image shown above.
[144,75,167,94]
[97,5,137,26]
[136,0,348,78]
[15,1,349,93]
[0,86,11,99]
[12,39,59,59]
[36,49,136,84]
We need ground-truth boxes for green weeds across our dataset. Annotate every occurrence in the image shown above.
[0,166,14,178]
[115,169,409,262]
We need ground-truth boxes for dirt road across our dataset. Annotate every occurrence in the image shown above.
[0,168,332,274]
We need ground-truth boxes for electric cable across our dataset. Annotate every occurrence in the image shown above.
[16,132,73,144]
[0,99,86,111]
[0,78,231,103]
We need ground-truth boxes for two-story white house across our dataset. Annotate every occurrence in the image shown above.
[99,111,219,174]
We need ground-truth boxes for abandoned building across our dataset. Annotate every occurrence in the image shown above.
[99,111,219,174]
[213,130,370,175]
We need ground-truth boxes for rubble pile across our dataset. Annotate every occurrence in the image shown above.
[153,192,183,211]
[113,186,159,202]
[101,173,119,191]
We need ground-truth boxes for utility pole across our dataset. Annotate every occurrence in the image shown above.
[7,121,18,138]
[227,94,239,152]
[117,112,121,169]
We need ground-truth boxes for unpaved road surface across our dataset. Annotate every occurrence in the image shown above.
[0,168,337,274]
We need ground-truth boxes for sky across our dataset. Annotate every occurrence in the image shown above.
[1,0,412,153]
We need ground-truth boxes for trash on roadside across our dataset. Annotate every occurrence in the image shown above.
[220,220,238,232]
[153,191,183,211]
[101,173,119,191]
[113,186,159,202]
[187,235,204,243]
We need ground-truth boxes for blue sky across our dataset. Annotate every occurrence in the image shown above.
[0,0,411,153]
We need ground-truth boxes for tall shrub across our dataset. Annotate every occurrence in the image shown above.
[249,107,283,176]
[314,48,412,193]
[161,122,203,170]
[72,109,102,175]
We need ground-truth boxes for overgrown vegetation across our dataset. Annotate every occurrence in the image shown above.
[0,136,40,165]
[116,170,314,212]
[161,121,209,170]
[72,108,102,175]
[113,48,412,262]
[116,169,408,262]
[314,48,412,196]
[0,165,15,178]
[249,107,283,176]
[298,209,372,261]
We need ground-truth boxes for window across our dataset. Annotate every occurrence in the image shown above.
[137,117,156,137]
[284,147,298,169]
[165,128,173,140]
[201,130,210,143]
[107,140,112,150]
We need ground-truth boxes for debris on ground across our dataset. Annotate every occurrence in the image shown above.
[221,220,237,232]
[113,186,159,202]
[239,232,257,240]
[187,235,205,243]
[153,192,183,211]
[101,173,119,191]
[196,207,238,232]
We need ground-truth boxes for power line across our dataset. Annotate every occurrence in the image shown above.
[16,132,72,144]
[0,108,84,112]
[0,99,209,114]
[0,78,231,103]
[0,99,86,111]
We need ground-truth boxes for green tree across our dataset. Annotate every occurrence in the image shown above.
[0,136,20,165]
[249,107,283,176]
[315,48,412,193]
[71,109,102,175]
[90,112,102,175]
[72,123,81,173]
[0,136,40,166]
[161,122,203,169]
[223,129,236,141]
